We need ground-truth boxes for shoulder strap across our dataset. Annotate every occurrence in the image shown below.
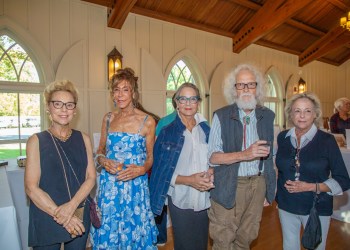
[106,112,112,133]
[137,115,149,134]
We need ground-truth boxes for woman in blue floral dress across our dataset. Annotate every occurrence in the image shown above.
[91,68,158,249]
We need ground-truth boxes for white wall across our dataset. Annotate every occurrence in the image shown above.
[1,0,350,137]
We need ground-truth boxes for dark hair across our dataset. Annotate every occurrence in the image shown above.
[109,67,139,106]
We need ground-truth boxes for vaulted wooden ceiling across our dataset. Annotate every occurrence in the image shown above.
[83,0,350,67]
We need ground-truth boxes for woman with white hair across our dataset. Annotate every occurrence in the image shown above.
[330,97,350,137]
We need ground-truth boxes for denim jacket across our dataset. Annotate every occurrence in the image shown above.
[149,114,210,215]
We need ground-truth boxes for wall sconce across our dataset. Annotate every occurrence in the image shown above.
[108,46,123,81]
[298,77,306,93]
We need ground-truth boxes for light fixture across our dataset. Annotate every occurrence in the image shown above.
[340,11,350,31]
[298,77,306,93]
[107,46,123,81]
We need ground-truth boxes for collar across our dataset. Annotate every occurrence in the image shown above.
[285,123,317,148]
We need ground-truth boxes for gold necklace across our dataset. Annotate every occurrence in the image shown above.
[48,128,72,142]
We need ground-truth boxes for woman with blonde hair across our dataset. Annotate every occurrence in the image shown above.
[276,92,350,250]
[330,97,350,137]
[25,80,96,249]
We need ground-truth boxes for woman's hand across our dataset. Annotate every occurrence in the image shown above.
[101,158,119,175]
[189,172,215,192]
[284,180,315,193]
[116,164,146,181]
[64,216,85,238]
[53,201,77,226]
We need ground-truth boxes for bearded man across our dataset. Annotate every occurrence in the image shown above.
[208,64,276,250]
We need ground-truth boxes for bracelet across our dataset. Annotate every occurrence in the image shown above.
[94,154,106,166]
[316,182,321,194]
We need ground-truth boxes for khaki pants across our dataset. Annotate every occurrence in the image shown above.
[208,175,266,250]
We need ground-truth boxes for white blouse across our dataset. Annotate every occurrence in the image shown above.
[167,113,211,211]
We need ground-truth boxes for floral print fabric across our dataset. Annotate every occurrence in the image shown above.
[90,132,158,249]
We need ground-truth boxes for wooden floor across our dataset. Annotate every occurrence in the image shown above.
[158,203,350,250]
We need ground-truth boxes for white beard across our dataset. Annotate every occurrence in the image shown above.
[236,93,257,110]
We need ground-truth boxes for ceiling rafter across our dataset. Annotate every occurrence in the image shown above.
[325,0,349,10]
[232,0,314,53]
[108,0,137,29]
[299,26,350,66]
[255,39,301,56]
[228,0,325,37]
[131,6,235,38]
[82,0,114,8]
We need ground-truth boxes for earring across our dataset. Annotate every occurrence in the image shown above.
[113,100,117,108]
[74,113,77,115]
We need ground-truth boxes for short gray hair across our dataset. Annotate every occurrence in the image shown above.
[285,92,322,128]
[334,97,350,112]
[174,82,202,101]
[223,64,266,105]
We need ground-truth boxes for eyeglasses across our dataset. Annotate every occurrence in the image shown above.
[176,96,200,104]
[50,101,76,110]
[235,82,257,90]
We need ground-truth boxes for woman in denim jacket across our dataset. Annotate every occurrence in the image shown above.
[150,83,213,250]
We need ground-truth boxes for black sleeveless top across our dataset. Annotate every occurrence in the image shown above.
[28,130,90,246]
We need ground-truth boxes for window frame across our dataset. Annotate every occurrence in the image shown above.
[0,33,44,158]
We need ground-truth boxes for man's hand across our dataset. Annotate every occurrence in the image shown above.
[243,140,270,161]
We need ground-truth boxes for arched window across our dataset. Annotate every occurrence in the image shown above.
[264,74,282,126]
[0,34,43,159]
[166,60,195,114]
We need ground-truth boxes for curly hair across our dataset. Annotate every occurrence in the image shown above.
[109,67,139,106]
[44,80,79,104]
[223,64,266,105]
[285,92,322,128]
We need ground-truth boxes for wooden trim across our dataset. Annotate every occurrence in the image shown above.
[131,6,235,38]
[108,0,137,29]
[232,0,313,53]
[299,26,349,66]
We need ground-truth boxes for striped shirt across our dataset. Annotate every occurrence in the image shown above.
[208,109,263,176]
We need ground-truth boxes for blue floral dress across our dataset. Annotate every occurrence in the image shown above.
[90,117,158,249]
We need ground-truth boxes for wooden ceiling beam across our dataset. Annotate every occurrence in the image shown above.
[255,39,301,55]
[325,0,349,11]
[131,6,235,38]
[108,0,137,29]
[81,0,114,8]
[299,26,350,66]
[228,0,324,37]
[232,0,313,53]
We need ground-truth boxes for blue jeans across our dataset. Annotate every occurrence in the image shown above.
[155,205,167,244]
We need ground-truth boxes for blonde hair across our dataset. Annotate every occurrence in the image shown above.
[223,63,266,105]
[44,80,78,104]
[285,92,322,127]
[109,67,139,107]
[334,97,350,112]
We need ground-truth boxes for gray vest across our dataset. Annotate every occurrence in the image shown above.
[210,103,276,209]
